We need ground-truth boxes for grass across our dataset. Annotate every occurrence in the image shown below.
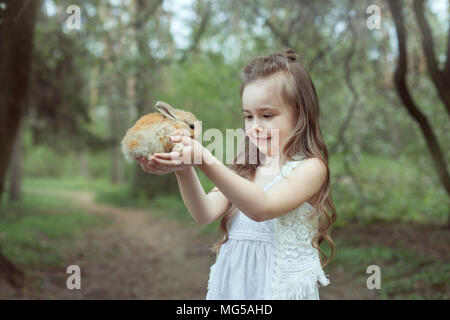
[23,176,113,193]
[320,237,449,299]
[0,190,110,268]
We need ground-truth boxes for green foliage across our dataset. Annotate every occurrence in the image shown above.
[20,0,448,231]
[30,3,93,151]
[330,154,448,227]
[23,176,111,192]
[23,144,65,177]
[95,182,148,209]
[24,140,111,179]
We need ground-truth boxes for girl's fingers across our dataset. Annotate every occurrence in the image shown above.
[146,158,164,170]
[137,155,187,175]
[139,157,159,173]
[143,159,156,171]
[170,135,192,146]
[151,156,183,166]
[139,160,151,173]
[152,151,181,160]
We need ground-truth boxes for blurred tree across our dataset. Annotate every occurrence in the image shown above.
[99,0,128,184]
[413,0,450,116]
[0,0,39,289]
[387,0,449,218]
[131,0,178,197]
[27,1,106,152]
[7,122,24,202]
[130,0,214,198]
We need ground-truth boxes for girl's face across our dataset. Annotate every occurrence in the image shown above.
[242,75,296,158]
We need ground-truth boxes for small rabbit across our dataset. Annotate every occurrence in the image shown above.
[121,101,199,163]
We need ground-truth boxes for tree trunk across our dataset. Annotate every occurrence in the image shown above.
[8,122,24,202]
[131,0,180,198]
[0,250,25,289]
[79,151,91,180]
[387,0,450,227]
[108,84,125,185]
[0,0,38,205]
[413,0,450,117]
[100,3,126,186]
[0,0,40,289]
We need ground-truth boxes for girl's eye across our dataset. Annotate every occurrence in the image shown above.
[244,114,272,120]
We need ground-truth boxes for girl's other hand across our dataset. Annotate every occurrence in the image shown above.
[136,135,204,175]
[168,135,205,165]
[136,153,191,175]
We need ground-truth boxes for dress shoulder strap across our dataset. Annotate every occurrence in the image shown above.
[264,153,308,191]
[280,153,308,178]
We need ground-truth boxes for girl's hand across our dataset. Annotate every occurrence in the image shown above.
[136,135,204,175]
[166,135,205,165]
[137,154,191,175]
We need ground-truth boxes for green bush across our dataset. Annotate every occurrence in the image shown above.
[330,154,447,227]
[24,144,65,177]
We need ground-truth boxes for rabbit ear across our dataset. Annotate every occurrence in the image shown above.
[155,101,178,120]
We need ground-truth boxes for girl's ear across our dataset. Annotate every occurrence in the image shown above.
[155,101,178,120]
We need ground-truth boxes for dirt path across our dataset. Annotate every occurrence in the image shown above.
[62,190,218,299]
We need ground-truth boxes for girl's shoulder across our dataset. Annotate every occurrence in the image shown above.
[281,153,307,175]
[282,154,325,179]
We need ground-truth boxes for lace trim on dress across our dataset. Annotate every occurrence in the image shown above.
[269,153,331,300]
[272,267,330,299]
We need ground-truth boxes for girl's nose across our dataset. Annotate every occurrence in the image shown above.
[252,123,266,136]
[251,120,264,132]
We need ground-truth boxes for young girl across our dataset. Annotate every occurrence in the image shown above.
[138,48,337,300]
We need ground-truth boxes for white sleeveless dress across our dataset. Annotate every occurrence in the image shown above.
[205,153,330,300]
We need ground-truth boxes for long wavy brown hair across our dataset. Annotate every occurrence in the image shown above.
[209,48,337,268]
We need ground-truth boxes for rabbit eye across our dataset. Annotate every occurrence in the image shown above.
[189,124,195,129]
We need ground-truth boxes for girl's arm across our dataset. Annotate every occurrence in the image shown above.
[174,167,231,226]
[199,148,326,222]
[163,135,325,223]
[199,149,268,222]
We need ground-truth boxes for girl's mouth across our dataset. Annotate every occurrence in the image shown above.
[256,137,271,143]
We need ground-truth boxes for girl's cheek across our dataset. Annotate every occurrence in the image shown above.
[267,126,277,135]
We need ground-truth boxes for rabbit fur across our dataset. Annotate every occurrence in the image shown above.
[121,101,199,163]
